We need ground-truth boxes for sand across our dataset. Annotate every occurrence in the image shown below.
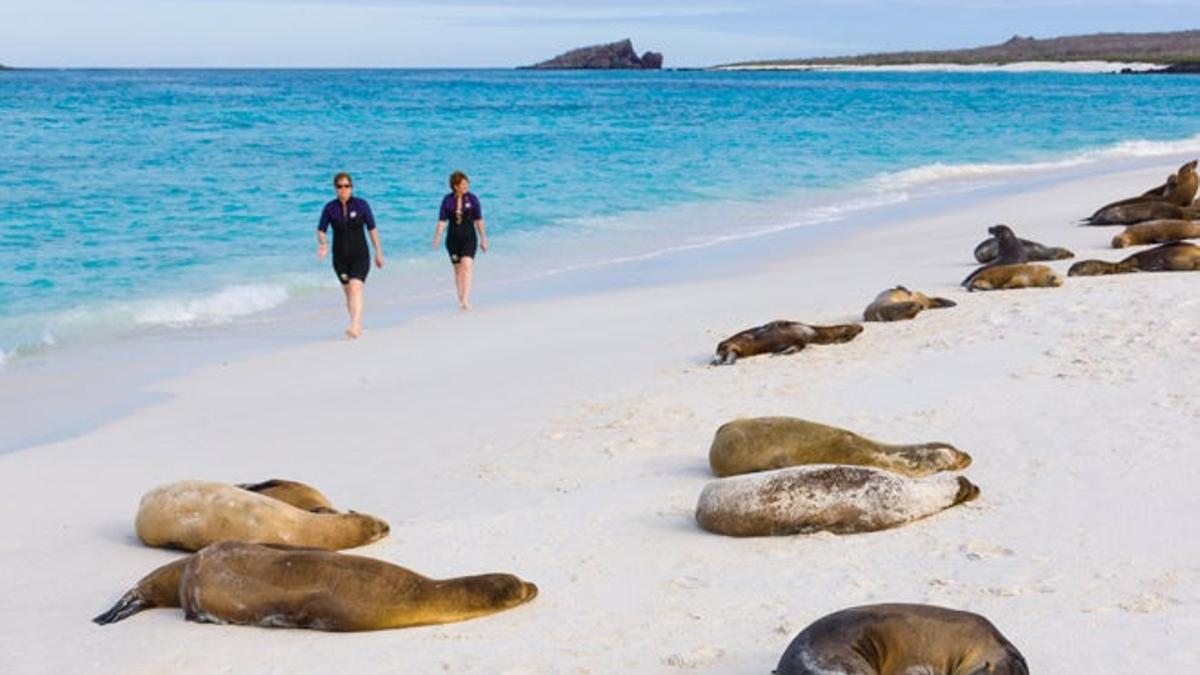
[1,159,1197,673]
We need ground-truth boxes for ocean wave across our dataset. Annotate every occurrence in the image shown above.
[874,133,1200,191]
[131,284,291,327]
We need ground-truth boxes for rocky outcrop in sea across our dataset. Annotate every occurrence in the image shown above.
[526,39,663,70]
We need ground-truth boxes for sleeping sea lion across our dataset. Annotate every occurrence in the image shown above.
[237,479,336,513]
[1111,219,1200,248]
[962,224,1028,286]
[973,236,1073,263]
[965,264,1062,292]
[1068,242,1200,276]
[135,480,389,551]
[708,417,970,478]
[1085,200,1200,226]
[93,541,538,631]
[863,286,956,322]
[712,321,863,365]
[1089,173,1178,217]
[775,603,1028,675]
[694,465,979,537]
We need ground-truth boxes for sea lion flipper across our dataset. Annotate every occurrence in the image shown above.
[93,591,150,625]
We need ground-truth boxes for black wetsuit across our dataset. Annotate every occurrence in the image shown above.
[439,192,482,264]
[318,196,376,283]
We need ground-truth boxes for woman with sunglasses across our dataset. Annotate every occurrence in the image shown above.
[317,172,384,338]
[432,171,488,310]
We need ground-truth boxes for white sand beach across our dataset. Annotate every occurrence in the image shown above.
[2,159,1198,673]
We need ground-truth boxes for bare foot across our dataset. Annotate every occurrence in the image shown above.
[459,302,472,312]
[345,327,361,339]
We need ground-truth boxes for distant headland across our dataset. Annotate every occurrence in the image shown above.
[523,39,663,70]
[715,30,1200,70]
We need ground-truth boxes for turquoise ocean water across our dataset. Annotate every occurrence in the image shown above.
[4,68,1200,365]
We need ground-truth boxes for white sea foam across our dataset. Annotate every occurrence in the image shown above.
[131,284,291,328]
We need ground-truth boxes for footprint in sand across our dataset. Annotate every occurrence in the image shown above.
[960,540,1015,560]
[661,646,725,669]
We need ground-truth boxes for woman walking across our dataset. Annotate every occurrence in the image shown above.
[432,171,487,310]
[317,172,384,338]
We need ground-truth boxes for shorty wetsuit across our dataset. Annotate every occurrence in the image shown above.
[439,192,482,264]
[318,197,376,284]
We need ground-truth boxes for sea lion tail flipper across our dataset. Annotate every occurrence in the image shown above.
[930,297,956,308]
[236,479,285,492]
[92,591,151,625]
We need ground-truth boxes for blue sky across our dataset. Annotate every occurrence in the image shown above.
[3,1,1198,67]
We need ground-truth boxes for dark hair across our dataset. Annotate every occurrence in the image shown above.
[449,171,468,190]
[333,172,352,187]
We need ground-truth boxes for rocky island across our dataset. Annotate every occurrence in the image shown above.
[717,30,1200,70]
[525,39,662,70]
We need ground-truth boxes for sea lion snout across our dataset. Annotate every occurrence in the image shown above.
[955,476,981,504]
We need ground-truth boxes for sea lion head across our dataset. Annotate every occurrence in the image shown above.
[1181,160,1198,175]
[459,574,539,609]
[953,476,981,505]
[987,224,1014,239]
[348,510,391,544]
[1068,259,1129,276]
[1111,232,1133,249]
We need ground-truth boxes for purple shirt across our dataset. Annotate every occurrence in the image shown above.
[439,192,482,225]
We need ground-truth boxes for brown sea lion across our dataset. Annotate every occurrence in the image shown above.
[962,225,1028,286]
[93,541,538,631]
[1085,200,1200,226]
[237,479,336,513]
[973,236,1073,263]
[965,264,1062,292]
[1143,160,1198,206]
[1089,173,1178,217]
[1111,219,1200,248]
[863,286,956,322]
[135,480,389,551]
[694,465,979,537]
[712,320,863,365]
[1068,242,1200,276]
[709,417,970,478]
[775,604,1028,675]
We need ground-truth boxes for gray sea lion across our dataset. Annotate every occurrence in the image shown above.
[1111,219,1200,248]
[135,480,389,551]
[93,541,538,631]
[694,465,979,537]
[863,286,956,322]
[1085,200,1200,226]
[965,264,1062,292]
[712,320,863,365]
[973,236,1073,263]
[709,417,970,478]
[1068,242,1200,276]
[962,225,1028,286]
[237,479,336,513]
[775,603,1028,675]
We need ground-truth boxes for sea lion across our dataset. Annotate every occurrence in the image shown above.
[775,603,1028,675]
[1085,200,1200,226]
[237,479,336,513]
[93,541,538,631]
[962,224,1028,286]
[712,320,863,365]
[694,465,979,537]
[1142,160,1198,206]
[1068,242,1200,276]
[863,286,956,322]
[135,480,389,551]
[1110,219,1200,248]
[1088,173,1178,218]
[964,264,1062,292]
[973,236,1073,263]
[709,417,970,478]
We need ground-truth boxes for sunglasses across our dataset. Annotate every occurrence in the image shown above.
[336,183,352,189]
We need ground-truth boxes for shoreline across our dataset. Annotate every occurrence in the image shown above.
[714,60,1162,73]
[1,156,1197,672]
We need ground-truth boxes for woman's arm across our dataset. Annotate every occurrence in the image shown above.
[476,219,487,253]
[432,220,446,250]
[369,228,385,268]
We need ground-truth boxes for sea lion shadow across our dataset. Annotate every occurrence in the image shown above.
[642,455,711,479]
[99,518,144,547]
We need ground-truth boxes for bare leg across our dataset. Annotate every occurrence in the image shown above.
[345,279,364,338]
[452,261,465,309]
[458,257,474,310]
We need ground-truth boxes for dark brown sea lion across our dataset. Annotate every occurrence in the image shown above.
[1085,200,1200,226]
[775,603,1028,675]
[93,541,538,631]
[973,236,1073,263]
[1089,173,1178,217]
[1068,242,1200,276]
[712,321,863,365]
[135,480,389,551]
[237,479,336,513]
[1111,219,1200,248]
[709,417,970,478]
[965,264,1062,292]
[863,286,956,322]
[694,465,979,537]
[962,224,1028,286]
